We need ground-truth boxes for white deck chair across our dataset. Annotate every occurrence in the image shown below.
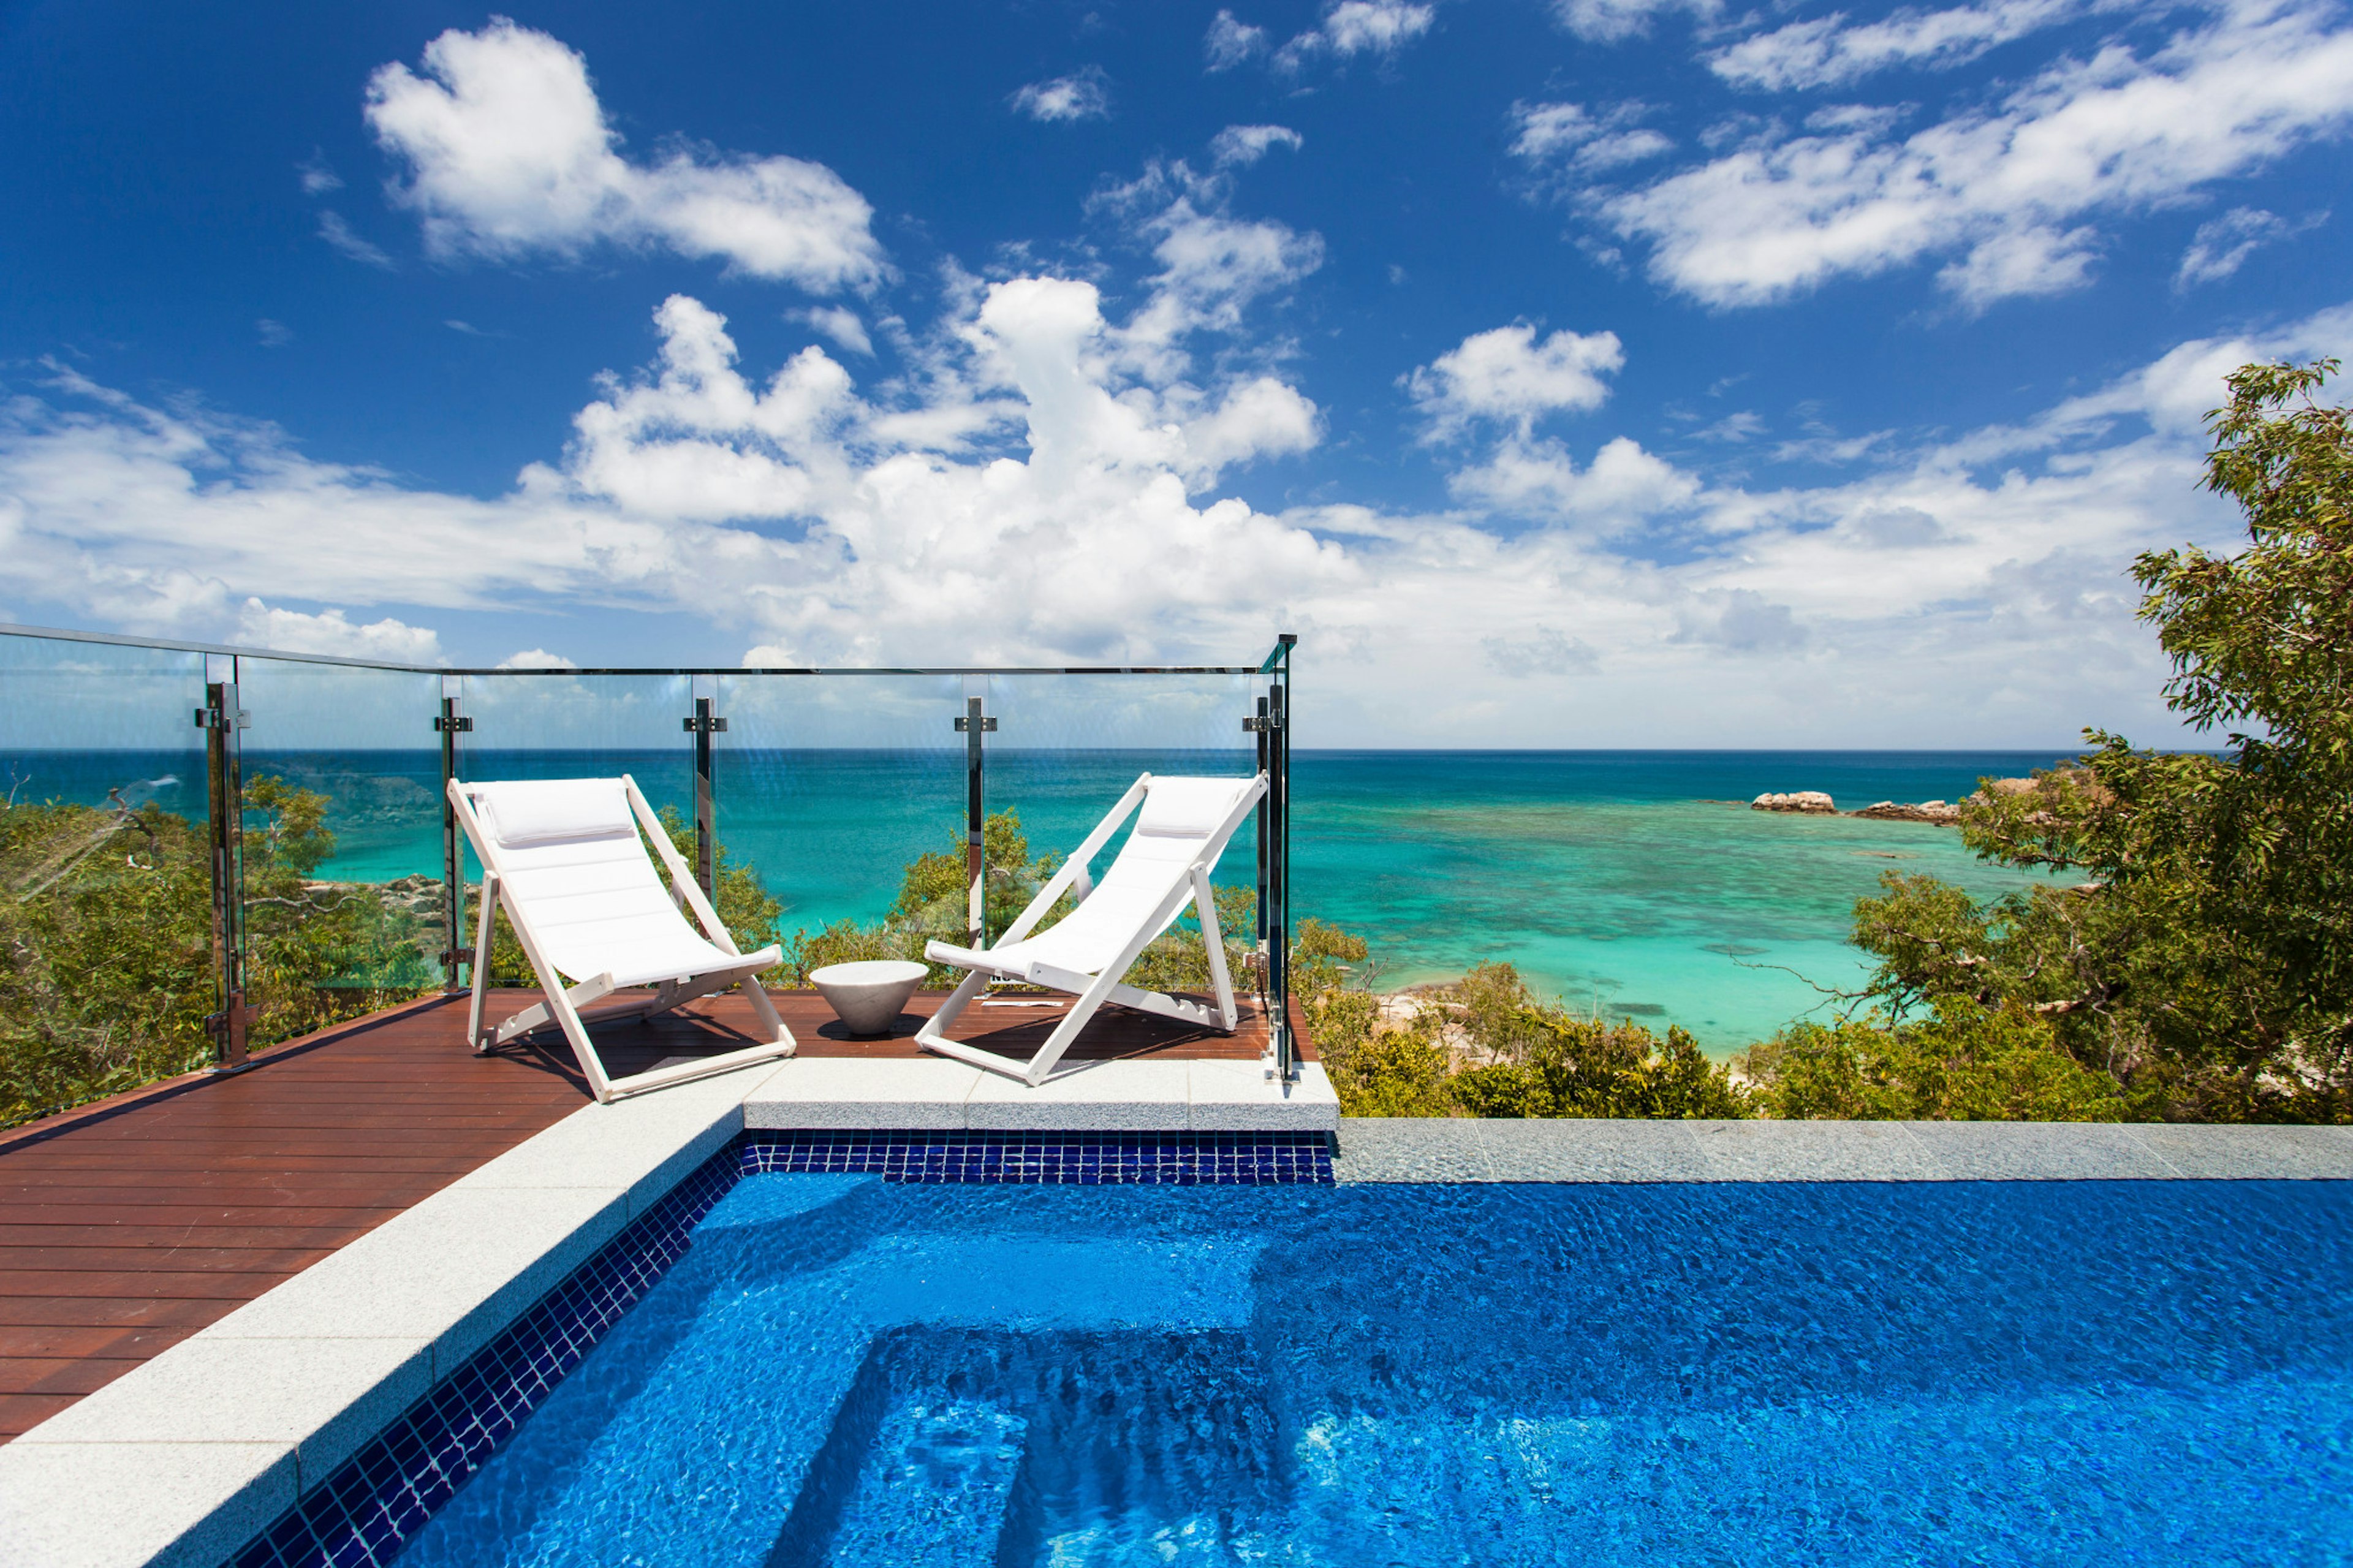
[917,773,1268,1085]
[447,775,795,1104]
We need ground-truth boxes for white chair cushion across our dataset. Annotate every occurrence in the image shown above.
[1135,776,1255,838]
[474,778,636,848]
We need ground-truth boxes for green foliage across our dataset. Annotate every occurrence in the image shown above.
[1840,359,2353,1122]
[1308,956,1751,1120]
[1735,998,2136,1121]
[0,780,438,1127]
[1446,963,1752,1119]
[1322,1007,1457,1117]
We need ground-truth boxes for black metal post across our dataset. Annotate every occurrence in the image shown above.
[437,687,472,990]
[198,673,249,1070]
[1254,694,1270,955]
[956,693,995,947]
[686,694,724,896]
[1268,676,1291,1081]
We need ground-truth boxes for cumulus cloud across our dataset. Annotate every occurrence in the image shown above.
[1010,67,1111,123]
[9,289,2351,745]
[1448,435,1702,533]
[365,19,884,290]
[1205,10,1269,70]
[1710,0,2084,91]
[1591,0,2353,307]
[794,305,873,355]
[1273,1,1435,70]
[1098,162,1327,378]
[1405,324,1626,439]
[234,600,444,662]
[496,648,577,669]
[1211,124,1305,167]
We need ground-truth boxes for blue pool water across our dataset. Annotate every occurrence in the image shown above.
[395,1175,2353,1566]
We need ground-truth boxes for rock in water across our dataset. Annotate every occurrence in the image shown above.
[1751,790,1838,813]
[1849,800,1962,824]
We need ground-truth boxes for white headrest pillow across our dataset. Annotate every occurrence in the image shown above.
[1135,776,1256,840]
[473,778,637,848]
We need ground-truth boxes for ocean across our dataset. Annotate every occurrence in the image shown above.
[2,747,2075,1051]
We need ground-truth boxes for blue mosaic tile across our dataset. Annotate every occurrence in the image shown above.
[230,1129,1331,1567]
[737,1129,1335,1186]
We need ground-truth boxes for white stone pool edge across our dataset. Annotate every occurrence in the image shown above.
[3,1089,2344,1568]
[1333,1116,2353,1183]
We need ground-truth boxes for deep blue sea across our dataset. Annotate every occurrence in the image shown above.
[1,748,2075,1049]
[390,1174,2353,1566]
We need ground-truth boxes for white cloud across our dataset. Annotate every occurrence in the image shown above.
[1211,124,1305,167]
[1550,0,1719,44]
[1274,1,1436,70]
[1511,102,1676,174]
[1405,324,1626,439]
[1597,0,2353,307]
[1483,625,1601,676]
[794,305,873,355]
[1099,163,1327,379]
[296,151,343,194]
[2173,205,2325,288]
[1010,67,1111,123]
[366,19,884,290]
[1180,376,1324,473]
[317,211,395,269]
[256,319,292,349]
[496,648,577,669]
[235,600,445,662]
[1205,10,1269,70]
[1710,0,2084,91]
[10,291,2352,747]
[1448,435,1702,532]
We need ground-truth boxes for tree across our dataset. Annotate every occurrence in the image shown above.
[1844,358,2353,1121]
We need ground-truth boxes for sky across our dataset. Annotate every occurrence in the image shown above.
[1,0,2349,747]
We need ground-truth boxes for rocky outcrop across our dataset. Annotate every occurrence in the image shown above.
[1850,800,1962,824]
[1751,790,1838,814]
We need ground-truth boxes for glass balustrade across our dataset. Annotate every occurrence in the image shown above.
[0,626,1296,1126]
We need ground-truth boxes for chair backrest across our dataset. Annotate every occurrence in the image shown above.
[458,778,701,980]
[1060,775,1260,952]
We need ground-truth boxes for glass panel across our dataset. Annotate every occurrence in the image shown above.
[234,656,447,1023]
[454,668,694,849]
[983,671,1261,890]
[0,631,208,817]
[983,672,1263,988]
[0,632,212,1124]
[713,673,964,972]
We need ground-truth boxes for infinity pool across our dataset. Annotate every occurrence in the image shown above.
[395,1178,2353,1566]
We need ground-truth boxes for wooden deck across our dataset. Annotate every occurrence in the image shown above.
[0,987,1308,1441]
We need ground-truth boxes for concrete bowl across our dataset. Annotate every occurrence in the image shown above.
[809,960,929,1036]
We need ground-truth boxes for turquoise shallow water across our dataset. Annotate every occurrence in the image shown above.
[1,748,2072,1050]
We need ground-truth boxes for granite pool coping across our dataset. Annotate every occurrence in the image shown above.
[9,1097,2347,1567]
[1330,1116,2353,1183]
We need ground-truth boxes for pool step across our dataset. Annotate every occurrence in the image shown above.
[820,1399,1028,1568]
